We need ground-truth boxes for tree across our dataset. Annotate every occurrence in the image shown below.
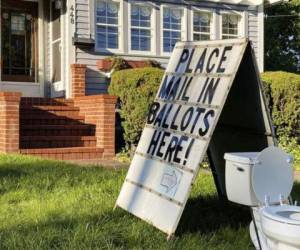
[265,0,300,73]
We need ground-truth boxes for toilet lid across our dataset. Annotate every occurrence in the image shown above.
[252,146,294,204]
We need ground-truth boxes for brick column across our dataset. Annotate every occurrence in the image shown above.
[0,92,21,153]
[97,95,117,158]
[73,95,117,159]
[71,64,86,98]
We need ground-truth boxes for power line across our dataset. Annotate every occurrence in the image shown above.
[265,14,300,18]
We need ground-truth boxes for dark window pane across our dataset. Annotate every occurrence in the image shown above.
[97,25,106,33]
[140,29,150,37]
[131,19,139,26]
[172,31,180,39]
[107,17,117,25]
[163,22,170,29]
[107,26,118,34]
[131,28,140,36]
[140,37,150,51]
[97,16,106,23]
[164,31,170,39]
[108,34,118,48]
[131,35,139,50]
[140,20,150,27]
[194,33,200,41]
[171,23,180,30]
[97,33,106,48]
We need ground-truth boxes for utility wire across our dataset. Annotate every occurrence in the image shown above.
[265,14,300,18]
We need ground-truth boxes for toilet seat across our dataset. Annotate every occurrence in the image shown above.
[251,146,294,204]
[262,205,300,225]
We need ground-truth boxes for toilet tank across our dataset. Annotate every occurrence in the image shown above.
[224,152,260,206]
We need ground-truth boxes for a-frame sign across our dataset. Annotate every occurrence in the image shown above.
[115,38,275,237]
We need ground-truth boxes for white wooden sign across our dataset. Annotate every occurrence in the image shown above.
[116,38,249,236]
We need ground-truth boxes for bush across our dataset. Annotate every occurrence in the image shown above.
[279,136,300,171]
[261,71,300,141]
[109,67,164,147]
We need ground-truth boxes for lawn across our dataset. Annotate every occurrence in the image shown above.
[0,154,299,250]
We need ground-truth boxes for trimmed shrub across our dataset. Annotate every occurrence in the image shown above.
[109,67,164,147]
[261,71,300,141]
[279,136,300,170]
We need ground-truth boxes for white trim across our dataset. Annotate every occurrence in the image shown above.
[49,0,66,97]
[68,0,76,98]
[128,1,156,56]
[191,7,215,41]
[0,82,41,97]
[90,0,95,41]
[258,4,264,72]
[160,4,188,57]
[38,0,45,97]
[243,10,249,38]
[219,10,245,39]
[0,81,38,86]
[94,0,124,54]
[0,0,2,82]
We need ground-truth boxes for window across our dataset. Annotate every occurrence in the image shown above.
[130,5,152,51]
[163,7,183,53]
[193,11,211,41]
[222,14,239,39]
[96,0,119,50]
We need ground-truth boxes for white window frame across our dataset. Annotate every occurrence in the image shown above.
[94,0,123,53]
[191,7,214,41]
[219,10,245,40]
[160,4,188,56]
[128,1,156,55]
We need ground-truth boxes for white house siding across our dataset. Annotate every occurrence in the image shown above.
[74,0,262,95]
[248,11,259,65]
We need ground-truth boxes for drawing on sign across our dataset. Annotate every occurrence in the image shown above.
[115,38,275,238]
[160,169,183,197]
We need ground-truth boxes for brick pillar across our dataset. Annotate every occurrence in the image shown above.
[0,92,21,153]
[97,95,117,158]
[73,95,117,159]
[71,64,86,98]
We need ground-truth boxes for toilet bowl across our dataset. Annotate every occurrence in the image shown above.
[224,146,300,250]
[261,205,300,249]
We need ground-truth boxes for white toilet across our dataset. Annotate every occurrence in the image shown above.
[224,146,300,250]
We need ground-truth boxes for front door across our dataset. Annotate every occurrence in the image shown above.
[1,0,38,82]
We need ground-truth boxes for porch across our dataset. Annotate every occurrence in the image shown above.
[0,64,117,161]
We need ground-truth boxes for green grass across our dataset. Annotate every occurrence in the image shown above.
[0,154,299,250]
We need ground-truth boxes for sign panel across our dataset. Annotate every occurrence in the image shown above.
[116,39,250,236]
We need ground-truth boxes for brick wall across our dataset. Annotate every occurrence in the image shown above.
[73,95,117,159]
[0,92,21,153]
[71,64,86,98]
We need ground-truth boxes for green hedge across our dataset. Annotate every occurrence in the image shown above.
[109,67,164,147]
[261,71,300,140]
[261,71,300,170]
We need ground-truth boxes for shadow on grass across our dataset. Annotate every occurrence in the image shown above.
[0,168,27,178]
[178,181,300,236]
[0,209,132,249]
[177,195,251,236]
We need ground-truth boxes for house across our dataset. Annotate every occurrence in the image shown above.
[0,0,281,161]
